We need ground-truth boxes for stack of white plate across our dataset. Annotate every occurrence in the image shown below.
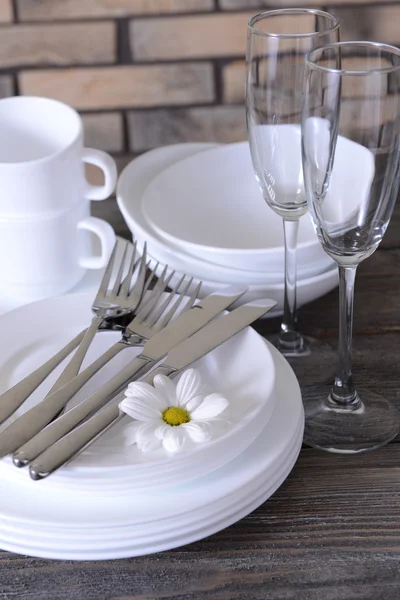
[117,141,339,317]
[0,290,303,560]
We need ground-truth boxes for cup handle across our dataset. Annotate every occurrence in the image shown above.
[82,147,117,201]
[77,217,116,269]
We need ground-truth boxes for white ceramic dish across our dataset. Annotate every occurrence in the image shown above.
[132,218,332,286]
[141,139,331,273]
[0,291,276,494]
[116,143,333,284]
[138,241,338,315]
[0,341,304,560]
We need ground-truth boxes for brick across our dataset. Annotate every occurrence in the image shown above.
[0,76,14,98]
[131,12,254,61]
[339,97,398,131]
[328,5,400,45]
[127,106,246,152]
[131,11,328,61]
[17,0,213,21]
[0,0,12,22]
[0,22,115,68]
[81,113,124,153]
[223,61,245,104]
[221,0,399,7]
[224,58,308,107]
[19,64,214,110]
[320,56,389,99]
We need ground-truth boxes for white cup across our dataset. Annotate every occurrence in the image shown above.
[0,96,117,301]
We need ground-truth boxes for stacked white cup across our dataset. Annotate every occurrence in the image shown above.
[0,96,117,302]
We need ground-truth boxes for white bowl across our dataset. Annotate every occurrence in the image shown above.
[141,137,330,273]
[117,143,334,281]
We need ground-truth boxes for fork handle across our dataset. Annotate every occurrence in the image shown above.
[13,355,153,466]
[45,316,104,397]
[0,340,129,458]
[0,329,87,426]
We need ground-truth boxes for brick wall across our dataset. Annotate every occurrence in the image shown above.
[1,0,400,174]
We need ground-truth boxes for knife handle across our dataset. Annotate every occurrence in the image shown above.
[29,397,124,480]
[0,329,87,426]
[0,340,127,458]
[12,355,153,466]
[44,316,104,397]
[28,364,174,479]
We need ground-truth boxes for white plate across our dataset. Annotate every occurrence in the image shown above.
[139,241,338,316]
[0,291,276,494]
[0,342,304,560]
[116,143,333,286]
[141,140,332,273]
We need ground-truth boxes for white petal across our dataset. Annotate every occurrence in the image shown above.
[136,421,163,452]
[124,381,167,411]
[162,427,187,453]
[119,397,162,421]
[191,393,229,420]
[175,369,202,407]
[154,423,171,440]
[185,394,205,413]
[153,374,177,406]
[122,421,143,447]
[181,421,211,443]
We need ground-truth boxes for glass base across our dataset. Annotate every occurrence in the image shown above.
[303,386,400,454]
[276,330,310,357]
[267,334,337,388]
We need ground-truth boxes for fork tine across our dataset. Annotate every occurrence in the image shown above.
[144,274,186,327]
[118,240,137,297]
[183,280,202,311]
[141,260,159,298]
[110,241,128,296]
[153,277,195,332]
[135,267,174,323]
[134,261,164,314]
[93,241,119,303]
[129,242,147,299]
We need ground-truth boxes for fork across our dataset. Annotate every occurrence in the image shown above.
[12,278,202,467]
[41,239,148,396]
[0,239,147,426]
[2,272,199,461]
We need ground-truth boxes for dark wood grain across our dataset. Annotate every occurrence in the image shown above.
[2,199,400,600]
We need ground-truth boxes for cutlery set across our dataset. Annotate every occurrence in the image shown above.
[0,239,276,479]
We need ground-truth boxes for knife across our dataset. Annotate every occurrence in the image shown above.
[29,298,276,480]
[0,330,86,426]
[4,286,246,463]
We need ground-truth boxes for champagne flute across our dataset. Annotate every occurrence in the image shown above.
[246,9,340,357]
[301,41,400,453]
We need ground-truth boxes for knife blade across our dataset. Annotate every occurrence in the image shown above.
[29,298,276,480]
[6,285,246,463]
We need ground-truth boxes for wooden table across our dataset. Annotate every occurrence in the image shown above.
[2,200,400,600]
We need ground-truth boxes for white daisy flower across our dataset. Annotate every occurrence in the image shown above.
[119,368,229,454]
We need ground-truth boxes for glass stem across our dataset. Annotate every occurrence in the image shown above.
[330,265,359,407]
[278,218,304,354]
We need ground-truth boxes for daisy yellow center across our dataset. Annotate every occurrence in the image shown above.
[162,406,190,426]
